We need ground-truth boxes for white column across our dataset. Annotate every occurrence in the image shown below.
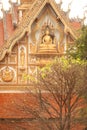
[3,10,8,40]
[17,0,20,5]
[19,10,22,22]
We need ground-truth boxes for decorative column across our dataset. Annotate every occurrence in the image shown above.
[64,34,67,53]
[64,26,68,53]
[17,0,21,5]
[0,3,4,46]
[18,10,22,22]
[11,1,19,26]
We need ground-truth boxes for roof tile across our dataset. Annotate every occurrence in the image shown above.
[0,20,4,46]
[6,13,14,38]
[71,21,81,30]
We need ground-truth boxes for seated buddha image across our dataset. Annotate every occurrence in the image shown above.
[2,67,14,82]
[38,26,57,53]
[42,27,53,46]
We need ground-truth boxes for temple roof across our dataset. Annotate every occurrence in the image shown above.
[70,20,81,30]
[0,0,82,61]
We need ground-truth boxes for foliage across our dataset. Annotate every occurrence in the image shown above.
[78,64,87,126]
[15,57,87,130]
[35,57,87,130]
[68,26,87,60]
[67,25,87,128]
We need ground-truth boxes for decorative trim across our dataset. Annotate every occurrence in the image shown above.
[0,0,79,61]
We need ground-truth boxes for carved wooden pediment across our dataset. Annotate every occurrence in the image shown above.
[0,0,78,90]
[0,0,78,61]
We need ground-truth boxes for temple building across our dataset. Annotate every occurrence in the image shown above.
[0,0,82,91]
[0,0,85,130]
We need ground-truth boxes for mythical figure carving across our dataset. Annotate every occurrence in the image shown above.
[1,67,14,82]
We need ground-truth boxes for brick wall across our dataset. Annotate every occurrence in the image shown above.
[0,93,85,130]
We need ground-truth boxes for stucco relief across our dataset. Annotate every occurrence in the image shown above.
[19,46,26,69]
[0,66,16,83]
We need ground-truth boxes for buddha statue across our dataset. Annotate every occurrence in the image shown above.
[38,27,57,53]
[2,67,14,82]
[42,27,53,45]
[20,47,25,67]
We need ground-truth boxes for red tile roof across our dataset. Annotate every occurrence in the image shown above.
[71,21,81,30]
[0,20,4,46]
[6,13,14,38]
[13,5,19,24]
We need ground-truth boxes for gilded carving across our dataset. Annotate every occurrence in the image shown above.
[1,67,14,82]
[29,56,36,63]
[42,27,53,45]
[31,23,40,44]
[28,66,37,83]
[36,23,58,53]
[0,0,77,61]
[20,47,26,67]
[0,0,79,89]
[8,55,17,64]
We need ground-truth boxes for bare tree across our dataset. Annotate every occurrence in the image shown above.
[35,58,86,130]
[1,58,86,130]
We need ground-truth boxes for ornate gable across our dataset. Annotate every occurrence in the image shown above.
[0,0,79,90]
[0,0,79,61]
